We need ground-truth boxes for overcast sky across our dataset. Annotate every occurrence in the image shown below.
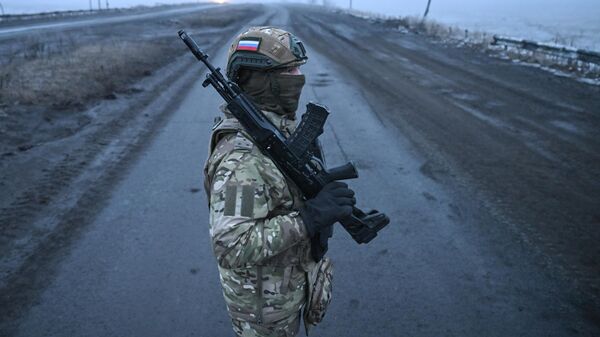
[2,1,599,23]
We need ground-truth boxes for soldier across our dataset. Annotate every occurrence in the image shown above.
[203,27,356,337]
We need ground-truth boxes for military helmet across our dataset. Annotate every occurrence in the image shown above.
[226,26,308,82]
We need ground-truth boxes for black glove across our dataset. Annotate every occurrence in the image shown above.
[300,182,356,238]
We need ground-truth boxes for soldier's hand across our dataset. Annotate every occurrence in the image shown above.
[300,182,356,237]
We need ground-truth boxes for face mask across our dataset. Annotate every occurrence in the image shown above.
[240,71,306,117]
[272,73,306,115]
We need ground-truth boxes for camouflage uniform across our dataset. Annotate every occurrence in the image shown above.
[204,107,315,337]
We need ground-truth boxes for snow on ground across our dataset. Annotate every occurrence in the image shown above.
[334,1,600,85]
[328,0,600,52]
[434,11,600,52]
[3,0,600,52]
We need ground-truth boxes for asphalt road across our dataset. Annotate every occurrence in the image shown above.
[3,4,600,337]
[289,4,600,319]
[0,3,216,37]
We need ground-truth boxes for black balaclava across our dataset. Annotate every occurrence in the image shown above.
[238,70,306,119]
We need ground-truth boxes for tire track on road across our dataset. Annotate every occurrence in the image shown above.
[0,7,283,335]
[290,7,600,326]
[0,25,250,337]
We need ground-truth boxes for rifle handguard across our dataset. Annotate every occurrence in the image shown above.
[286,102,329,161]
[178,30,391,256]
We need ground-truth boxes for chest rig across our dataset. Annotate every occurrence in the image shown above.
[204,114,316,210]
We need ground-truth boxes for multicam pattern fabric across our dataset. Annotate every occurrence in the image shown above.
[232,313,301,337]
[303,257,333,327]
[226,26,308,80]
[204,108,314,337]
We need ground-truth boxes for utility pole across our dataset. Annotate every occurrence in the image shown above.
[89,0,93,11]
[349,0,352,10]
[423,0,432,19]
[97,0,102,10]
[0,2,5,16]
[106,0,109,10]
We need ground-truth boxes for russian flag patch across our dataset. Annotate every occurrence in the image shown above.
[237,38,260,51]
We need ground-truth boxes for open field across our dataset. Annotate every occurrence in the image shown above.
[0,4,253,154]
[0,4,258,189]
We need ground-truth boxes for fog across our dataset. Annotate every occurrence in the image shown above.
[2,0,599,49]
[2,0,599,19]
[334,0,599,20]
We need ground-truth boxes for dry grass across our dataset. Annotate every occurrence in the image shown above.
[177,7,254,29]
[0,4,263,155]
[382,16,493,48]
[495,46,600,79]
[0,38,180,109]
[0,5,259,110]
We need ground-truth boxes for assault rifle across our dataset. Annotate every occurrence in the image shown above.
[179,30,389,261]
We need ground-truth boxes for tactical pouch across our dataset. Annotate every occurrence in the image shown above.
[303,257,333,330]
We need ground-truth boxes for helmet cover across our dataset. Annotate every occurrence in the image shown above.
[226,26,308,82]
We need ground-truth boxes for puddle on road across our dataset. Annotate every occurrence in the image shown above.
[549,120,583,135]
[453,101,559,162]
[450,92,479,102]
[453,101,507,129]
[311,78,333,87]
[485,100,506,108]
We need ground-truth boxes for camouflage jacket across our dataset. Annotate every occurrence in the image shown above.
[204,107,314,325]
